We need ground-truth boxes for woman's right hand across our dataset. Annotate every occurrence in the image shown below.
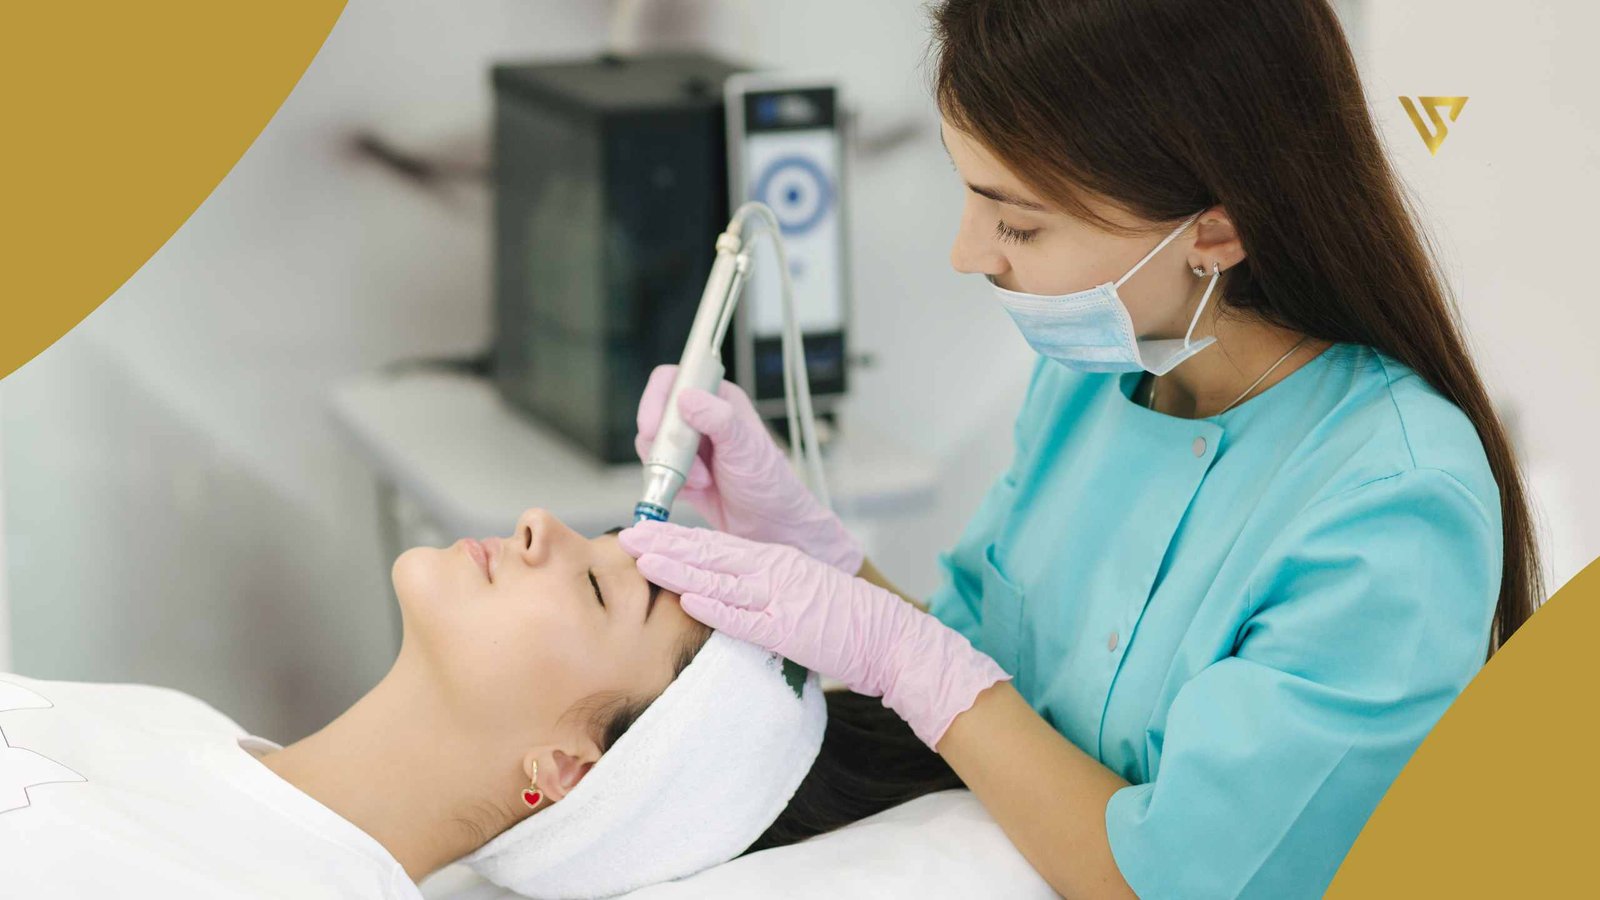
[634,364,864,574]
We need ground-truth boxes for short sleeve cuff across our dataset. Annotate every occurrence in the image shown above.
[1105,783,1160,898]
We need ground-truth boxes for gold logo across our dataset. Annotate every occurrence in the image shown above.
[1399,96,1468,155]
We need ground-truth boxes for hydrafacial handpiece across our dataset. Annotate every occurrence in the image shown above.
[634,230,749,523]
[634,202,830,524]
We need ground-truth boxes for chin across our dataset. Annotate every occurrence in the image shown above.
[393,545,452,618]
[391,545,459,665]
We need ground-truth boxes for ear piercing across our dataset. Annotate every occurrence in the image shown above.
[522,760,543,808]
[1192,262,1221,277]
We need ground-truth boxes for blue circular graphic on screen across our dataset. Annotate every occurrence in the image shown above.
[752,155,833,235]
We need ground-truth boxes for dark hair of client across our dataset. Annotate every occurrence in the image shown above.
[586,526,963,852]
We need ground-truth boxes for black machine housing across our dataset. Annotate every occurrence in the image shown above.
[492,52,751,464]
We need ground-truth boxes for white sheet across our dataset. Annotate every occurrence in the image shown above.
[419,788,1058,899]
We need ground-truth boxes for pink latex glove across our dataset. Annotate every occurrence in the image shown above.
[618,520,1012,750]
[634,364,863,574]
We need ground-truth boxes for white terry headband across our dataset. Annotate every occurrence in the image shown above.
[462,630,827,899]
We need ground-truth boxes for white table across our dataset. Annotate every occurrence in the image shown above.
[329,369,940,589]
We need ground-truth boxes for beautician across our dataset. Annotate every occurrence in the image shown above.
[620,0,1541,896]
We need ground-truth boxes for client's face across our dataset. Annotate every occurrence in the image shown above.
[390,508,699,796]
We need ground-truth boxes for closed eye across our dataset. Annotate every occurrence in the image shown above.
[588,569,606,609]
[995,220,1039,245]
[600,526,661,622]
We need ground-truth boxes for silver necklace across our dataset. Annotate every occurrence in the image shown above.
[1149,336,1312,416]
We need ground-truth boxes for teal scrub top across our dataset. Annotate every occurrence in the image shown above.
[927,342,1502,898]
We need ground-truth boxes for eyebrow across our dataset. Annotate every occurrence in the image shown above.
[937,129,1050,212]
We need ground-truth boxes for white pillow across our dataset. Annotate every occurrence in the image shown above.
[420,789,1056,899]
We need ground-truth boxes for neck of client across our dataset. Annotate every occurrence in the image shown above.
[256,661,521,882]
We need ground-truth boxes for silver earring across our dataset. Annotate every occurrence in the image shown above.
[1191,265,1206,277]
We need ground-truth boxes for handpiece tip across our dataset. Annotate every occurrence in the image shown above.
[632,502,670,524]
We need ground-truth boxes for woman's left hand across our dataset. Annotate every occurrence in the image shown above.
[618,520,1012,749]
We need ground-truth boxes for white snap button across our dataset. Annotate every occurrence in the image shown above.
[1192,436,1207,457]
[1107,631,1120,652]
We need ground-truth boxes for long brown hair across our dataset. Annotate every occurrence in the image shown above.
[930,0,1541,650]
[744,689,965,854]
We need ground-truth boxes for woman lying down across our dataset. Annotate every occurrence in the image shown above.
[0,508,962,899]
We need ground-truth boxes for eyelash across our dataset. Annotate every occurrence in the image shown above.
[994,220,1039,245]
[588,570,606,609]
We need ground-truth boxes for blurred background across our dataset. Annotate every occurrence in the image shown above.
[2,0,1595,742]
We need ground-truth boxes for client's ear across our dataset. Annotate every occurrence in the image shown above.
[523,740,600,805]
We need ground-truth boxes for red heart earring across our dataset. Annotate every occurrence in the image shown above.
[521,760,543,808]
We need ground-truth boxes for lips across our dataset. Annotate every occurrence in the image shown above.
[462,538,492,582]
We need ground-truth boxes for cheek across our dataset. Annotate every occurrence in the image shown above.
[399,569,609,733]
[1012,249,1106,297]
[449,615,609,740]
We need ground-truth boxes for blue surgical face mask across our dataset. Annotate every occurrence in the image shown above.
[989,209,1218,376]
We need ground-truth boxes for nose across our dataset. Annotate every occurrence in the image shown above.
[949,200,1009,278]
[514,508,559,566]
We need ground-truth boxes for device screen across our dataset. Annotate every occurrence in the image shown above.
[735,85,847,401]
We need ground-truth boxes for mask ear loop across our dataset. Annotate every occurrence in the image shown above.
[1184,261,1222,348]
[1113,210,1204,289]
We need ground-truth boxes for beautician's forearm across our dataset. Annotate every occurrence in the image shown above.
[938,681,1138,900]
[856,557,929,612]
[857,553,1132,894]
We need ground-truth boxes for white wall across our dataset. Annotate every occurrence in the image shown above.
[1,1,1594,740]
[1360,1,1600,593]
